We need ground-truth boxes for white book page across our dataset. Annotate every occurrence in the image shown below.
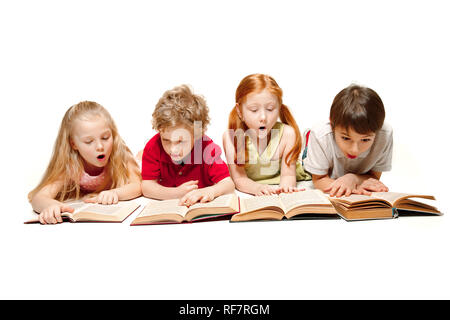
[79,203,126,215]
[329,194,374,203]
[188,194,233,210]
[240,194,282,213]
[279,190,331,212]
[138,199,188,218]
[371,192,410,205]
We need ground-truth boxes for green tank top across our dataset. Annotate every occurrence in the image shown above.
[244,122,311,184]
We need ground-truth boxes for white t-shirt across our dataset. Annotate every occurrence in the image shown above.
[303,122,393,179]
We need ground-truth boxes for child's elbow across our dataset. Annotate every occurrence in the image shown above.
[220,177,236,194]
[131,182,142,198]
[141,180,156,198]
[226,178,236,193]
[311,174,329,191]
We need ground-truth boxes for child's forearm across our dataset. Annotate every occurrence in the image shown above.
[312,175,335,192]
[113,182,142,200]
[233,176,267,195]
[279,175,297,189]
[142,180,183,200]
[31,195,62,214]
[209,177,235,198]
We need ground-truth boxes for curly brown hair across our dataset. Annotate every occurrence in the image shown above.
[152,85,210,134]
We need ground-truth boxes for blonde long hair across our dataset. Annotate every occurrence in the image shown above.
[28,101,139,202]
[228,74,302,166]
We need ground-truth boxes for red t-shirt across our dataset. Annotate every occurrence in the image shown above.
[141,133,230,188]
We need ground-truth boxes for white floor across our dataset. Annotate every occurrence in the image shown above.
[3,181,448,300]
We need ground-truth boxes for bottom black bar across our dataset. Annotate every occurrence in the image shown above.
[0,300,447,319]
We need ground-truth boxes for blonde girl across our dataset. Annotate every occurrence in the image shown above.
[223,74,310,196]
[28,101,141,224]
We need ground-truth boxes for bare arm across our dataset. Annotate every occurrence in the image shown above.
[279,125,299,191]
[30,181,75,224]
[110,163,142,200]
[142,179,199,200]
[30,181,64,214]
[205,176,235,198]
[311,173,335,192]
[222,131,279,196]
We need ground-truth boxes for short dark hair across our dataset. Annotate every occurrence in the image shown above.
[330,84,385,134]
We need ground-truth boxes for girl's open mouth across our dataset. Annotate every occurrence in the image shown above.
[97,154,106,160]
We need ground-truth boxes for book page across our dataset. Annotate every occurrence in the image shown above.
[138,199,188,218]
[240,194,282,213]
[279,190,331,212]
[25,200,138,223]
[64,200,88,212]
[329,194,374,204]
[188,194,233,210]
[371,192,435,206]
[80,203,126,215]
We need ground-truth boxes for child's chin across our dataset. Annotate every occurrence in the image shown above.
[257,130,268,139]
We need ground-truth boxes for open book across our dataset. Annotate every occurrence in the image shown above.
[329,192,442,221]
[25,200,140,223]
[130,193,240,225]
[231,189,337,222]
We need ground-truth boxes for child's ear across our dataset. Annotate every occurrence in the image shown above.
[69,138,78,150]
[235,103,243,120]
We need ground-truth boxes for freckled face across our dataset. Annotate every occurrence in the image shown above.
[334,126,376,159]
[160,124,195,162]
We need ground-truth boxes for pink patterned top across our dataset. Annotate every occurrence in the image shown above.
[79,169,107,192]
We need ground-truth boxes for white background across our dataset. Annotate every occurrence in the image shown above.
[1,0,449,299]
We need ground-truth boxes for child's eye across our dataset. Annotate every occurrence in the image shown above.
[341,136,350,141]
[85,140,93,144]
[102,136,110,140]
[362,138,372,143]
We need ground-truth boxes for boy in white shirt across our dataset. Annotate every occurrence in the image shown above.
[303,84,393,197]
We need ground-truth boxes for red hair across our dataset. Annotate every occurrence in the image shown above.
[228,74,302,166]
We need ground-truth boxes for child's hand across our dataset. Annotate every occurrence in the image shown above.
[84,190,119,205]
[255,184,281,196]
[324,174,359,197]
[39,204,74,224]
[353,178,389,195]
[278,186,305,194]
[178,188,214,207]
[176,180,199,197]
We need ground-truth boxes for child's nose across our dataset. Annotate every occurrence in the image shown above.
[96,141,104,151]
[350,143,359,154]
[259,111,267,122]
